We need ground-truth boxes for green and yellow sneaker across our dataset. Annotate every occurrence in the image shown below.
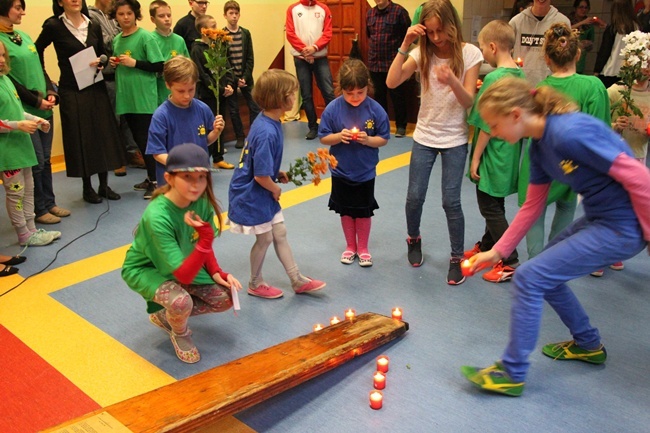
[460,361,525,397]
[541,340,607,364]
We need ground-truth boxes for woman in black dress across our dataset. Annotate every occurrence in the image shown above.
[35,0,124,203]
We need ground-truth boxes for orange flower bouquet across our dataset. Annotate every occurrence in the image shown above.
[200,28,233,115]
[286,148,338,186]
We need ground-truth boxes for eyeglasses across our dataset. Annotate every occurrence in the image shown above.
[194,1,209,5]
[9,33,22,46]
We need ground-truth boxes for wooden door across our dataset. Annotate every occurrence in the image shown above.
[314,0,369,117]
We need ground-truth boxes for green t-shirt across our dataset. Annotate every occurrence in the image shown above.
[0,75,38,171]
[0,30,49,118]
[151,30,190,105]
[122,194,220,313]
[113,27,164,115]
[518,73,612,205]
[467,67,525,197]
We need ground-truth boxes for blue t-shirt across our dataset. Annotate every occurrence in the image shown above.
[146,99,214,185]
[318,96,390,182]
[228,114,283,226]
[530,113,637,222]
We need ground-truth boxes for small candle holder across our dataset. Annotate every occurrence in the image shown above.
[329,316,341,325]
[344,308,356,321]
[376,355,389,373]
[350,127,359,141]
[313,323,324,332]
[391,307,403,321]
[369,390,383,410]
[515,57,524,68]
[373,371,386,390]
[461,259,473,277]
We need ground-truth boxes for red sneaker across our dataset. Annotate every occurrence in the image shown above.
[482,261,516,283]
[610,262,624,271]
[463,242,481,259]
[247,284,284,299]
[294,278,326,294]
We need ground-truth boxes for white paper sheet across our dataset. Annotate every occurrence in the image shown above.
[69,46,102,90]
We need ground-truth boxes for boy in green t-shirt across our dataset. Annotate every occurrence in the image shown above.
[149,0,190,105]
[465,20,525,283]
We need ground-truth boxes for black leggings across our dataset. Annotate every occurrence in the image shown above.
[123,113,156,182]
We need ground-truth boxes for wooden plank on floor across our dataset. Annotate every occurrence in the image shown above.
[44,312,408,433]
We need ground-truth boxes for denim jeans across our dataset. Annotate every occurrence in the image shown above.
[294,57,335,130]
[227,84,261,138]
[502,216,645,381]
[526,197,577,259]
[30,117,56,217]
[405,141,468,257]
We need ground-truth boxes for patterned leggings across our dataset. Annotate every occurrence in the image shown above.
[152,281,232,334]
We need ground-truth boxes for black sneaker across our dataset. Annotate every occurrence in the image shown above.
[143,181,157,200]
[305,128,318,140]
[133,178,151,191]
[447,257,466,285]
[406,236,423,267]
[395,127,406,137]
[235,137,245,149]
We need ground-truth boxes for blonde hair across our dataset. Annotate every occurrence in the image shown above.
[478,20,515,52]
[252,69,299,110]
[151,173,224,232]
[163,55,198,84]
[195,14,215,33]
[418,0,464,92]
[478,76,578,117]
[543,23,580,68]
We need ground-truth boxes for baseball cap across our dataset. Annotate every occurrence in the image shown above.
[166,143,215,173]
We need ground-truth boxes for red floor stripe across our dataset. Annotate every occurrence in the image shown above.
[0,325,100,432]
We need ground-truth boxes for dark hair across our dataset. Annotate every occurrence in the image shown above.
[52,0,90,17]
[109,0,143,21]
[611,0,638,35]
[149,0,168,17]
[509,0,532,20]
[0,0,25,17]
[543,23,580,68]
[223,0,239,14]
[573,0,590,10]
[337,58,370,92]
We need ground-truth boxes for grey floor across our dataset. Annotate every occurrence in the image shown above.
[2,121,649,432]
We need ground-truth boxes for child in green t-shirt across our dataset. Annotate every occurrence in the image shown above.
[149,0,190,105]
[465,20,525,283]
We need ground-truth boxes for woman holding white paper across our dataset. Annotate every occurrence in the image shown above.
[35,0,124,204]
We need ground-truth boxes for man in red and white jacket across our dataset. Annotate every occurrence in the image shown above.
[286,0,336,140]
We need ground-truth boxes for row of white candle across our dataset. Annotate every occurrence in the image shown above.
[312,308,404,331]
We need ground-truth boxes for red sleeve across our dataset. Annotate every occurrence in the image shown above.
[205,253,230,282]
[313,2,333,51]
[285,3,305,52]
[493,183,551,259]
[172,223,215,284]
[608,152,650,241]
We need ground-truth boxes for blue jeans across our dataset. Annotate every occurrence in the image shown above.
[405,141,468,257]
[31,116,56,217]
[294,57,335,130]
[502,216,646,381]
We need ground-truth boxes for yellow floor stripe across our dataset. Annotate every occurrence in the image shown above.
[0,150,411,407]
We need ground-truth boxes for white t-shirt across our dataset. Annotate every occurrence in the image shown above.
[411,43,483,148]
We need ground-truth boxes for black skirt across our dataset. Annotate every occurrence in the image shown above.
[328,175,379,218]
[58,82,125,177]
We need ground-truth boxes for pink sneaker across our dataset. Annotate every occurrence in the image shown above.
[294,278,326,294]
[247,284,284,299]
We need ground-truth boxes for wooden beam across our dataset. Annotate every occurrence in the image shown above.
[45,312,408,433]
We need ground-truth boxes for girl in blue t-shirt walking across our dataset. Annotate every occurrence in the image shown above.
[228,69,325,299]
[318,59,390,267]
[461,77,650,397]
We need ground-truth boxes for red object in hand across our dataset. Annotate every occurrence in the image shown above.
[515,57,524,68]
[646,123,650,136]
[350,127,359,141]
[461,259,492,277]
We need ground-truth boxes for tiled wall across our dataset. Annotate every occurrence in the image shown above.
[462,0,612,74]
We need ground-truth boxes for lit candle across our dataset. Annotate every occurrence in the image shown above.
[344,308,356,321]
[369,390,383,410]
[373,371,386,390]
[329,316,341,325]
[350,127,359,140]
[313,323,324,332]
[391,307,403,321]
[461,259,473,277]
[515,57,523,67]
[376,355,389,373]
[646,123,650,136]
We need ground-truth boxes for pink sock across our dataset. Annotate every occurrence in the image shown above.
[356,217,371,256]
[341,216,357,253]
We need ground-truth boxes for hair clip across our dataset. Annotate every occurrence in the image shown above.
[553,27,565,37]
[530,88,537,97]
[9,33,22,46]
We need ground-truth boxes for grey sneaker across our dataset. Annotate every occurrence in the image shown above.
[20,230,55,247]
[305,128,318,140]
[395,127,407,137]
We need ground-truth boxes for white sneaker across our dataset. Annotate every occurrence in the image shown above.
[20,230,55,246]
[34,228,61,240]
